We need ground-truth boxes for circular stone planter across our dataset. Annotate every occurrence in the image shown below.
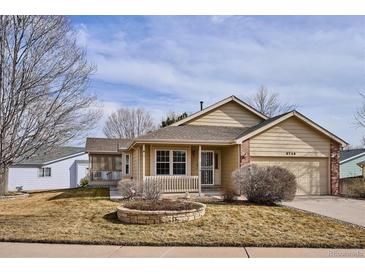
[117,202,206,224]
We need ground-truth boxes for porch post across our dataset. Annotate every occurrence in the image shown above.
[88,155,92,181]
[142,144,146,181]
[198,145,202,196]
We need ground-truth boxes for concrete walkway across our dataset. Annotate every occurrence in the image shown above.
[109,186,122,200]
[282,196,365,227]
[0,242,363,258]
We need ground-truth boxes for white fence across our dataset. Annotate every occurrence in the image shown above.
[144,175,199,193]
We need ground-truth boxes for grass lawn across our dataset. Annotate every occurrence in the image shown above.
[0,188,364,248]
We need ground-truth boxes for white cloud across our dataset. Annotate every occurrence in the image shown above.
[74,16,365,146]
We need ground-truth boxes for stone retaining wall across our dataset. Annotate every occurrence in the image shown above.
[117,202,206,224]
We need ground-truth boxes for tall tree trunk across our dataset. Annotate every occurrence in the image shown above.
[0,165,8,196]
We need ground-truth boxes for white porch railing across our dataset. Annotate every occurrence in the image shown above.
[144,175,199,193]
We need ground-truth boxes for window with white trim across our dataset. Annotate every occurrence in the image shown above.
[156,150,170,175]
[38,167,51,177]
[173,151,186,175]
[125,154,130,175]
[156,150,187,175]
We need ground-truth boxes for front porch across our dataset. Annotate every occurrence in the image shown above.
[135,144,240,195]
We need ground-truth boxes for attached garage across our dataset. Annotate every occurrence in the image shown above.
[239,114,341,196]
[252,157,328,195]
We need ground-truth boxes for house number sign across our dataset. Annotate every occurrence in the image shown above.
[286,152,296,156]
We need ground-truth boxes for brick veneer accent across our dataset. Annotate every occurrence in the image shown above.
[330,141,341,195]
[240,140,250,166]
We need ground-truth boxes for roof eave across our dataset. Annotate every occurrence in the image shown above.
[128,139,236,149]
[340,151,365,164]
[42,151,86,165]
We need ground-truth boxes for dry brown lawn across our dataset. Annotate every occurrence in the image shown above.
[0,188,364,248]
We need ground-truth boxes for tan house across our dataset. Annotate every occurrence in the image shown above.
[85,95,348,196]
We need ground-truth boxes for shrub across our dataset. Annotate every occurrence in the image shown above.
[79,177,89,188]
[143,179,161,200]
[232,164,297,205]
[118,180,142,199]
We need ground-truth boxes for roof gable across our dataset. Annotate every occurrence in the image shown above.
[171,96,267,127]
[235,111,348,147]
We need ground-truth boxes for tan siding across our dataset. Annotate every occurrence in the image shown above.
[221,145,239,186]
[250,117,331,157]
[144,145,150,176]
[252,157,329,195]
[186,101,263,128]
[191,145,198,176]
[132,148,139,181]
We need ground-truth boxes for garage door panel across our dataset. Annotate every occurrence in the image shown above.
[252,157,328,195]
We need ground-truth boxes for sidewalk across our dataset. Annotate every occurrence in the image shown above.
[0,242,364,258]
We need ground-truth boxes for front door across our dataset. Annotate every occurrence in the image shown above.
[201,151,214,185]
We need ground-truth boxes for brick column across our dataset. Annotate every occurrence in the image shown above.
[240,140,250,166]
[330,141,340,195]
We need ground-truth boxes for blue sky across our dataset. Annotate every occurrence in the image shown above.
[70,16,365,146]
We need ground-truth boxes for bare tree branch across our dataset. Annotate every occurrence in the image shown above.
[247,85,296,117]
[0,16,101,195]
[354,92,365,145]
[103,108,155,139]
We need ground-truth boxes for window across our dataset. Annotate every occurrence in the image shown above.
[125,154,130,175]
[38,167,51,177]
[173,151,186,175]
[156,150,170,175]
[156,150,187,175]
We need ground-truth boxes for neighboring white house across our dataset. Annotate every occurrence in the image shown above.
[8,147,88,191]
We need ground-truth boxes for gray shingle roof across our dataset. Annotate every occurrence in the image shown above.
[16,147,85,165]
[135,125,247,142]
[85,137,132,153]
[340,149,365,162]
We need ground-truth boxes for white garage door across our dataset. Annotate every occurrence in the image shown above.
[252,157,328,195]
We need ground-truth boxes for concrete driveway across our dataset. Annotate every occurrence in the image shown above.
[283,196,365,227]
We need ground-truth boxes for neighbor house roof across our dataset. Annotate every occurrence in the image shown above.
[340,149,365,163]
[85,137,132,153]
[15,147,85,165]
[171,95,268,126]
[234,110,348,147]
[132,125,247,145]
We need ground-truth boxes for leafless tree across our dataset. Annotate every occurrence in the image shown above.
[247,85,296,117]
[0,16,100,195]
[103,108,155,139]
[355,92,365,144]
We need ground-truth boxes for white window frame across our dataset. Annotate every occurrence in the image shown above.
[38,167,51,177]
[155,149,171,175]
[155,149,187,176]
